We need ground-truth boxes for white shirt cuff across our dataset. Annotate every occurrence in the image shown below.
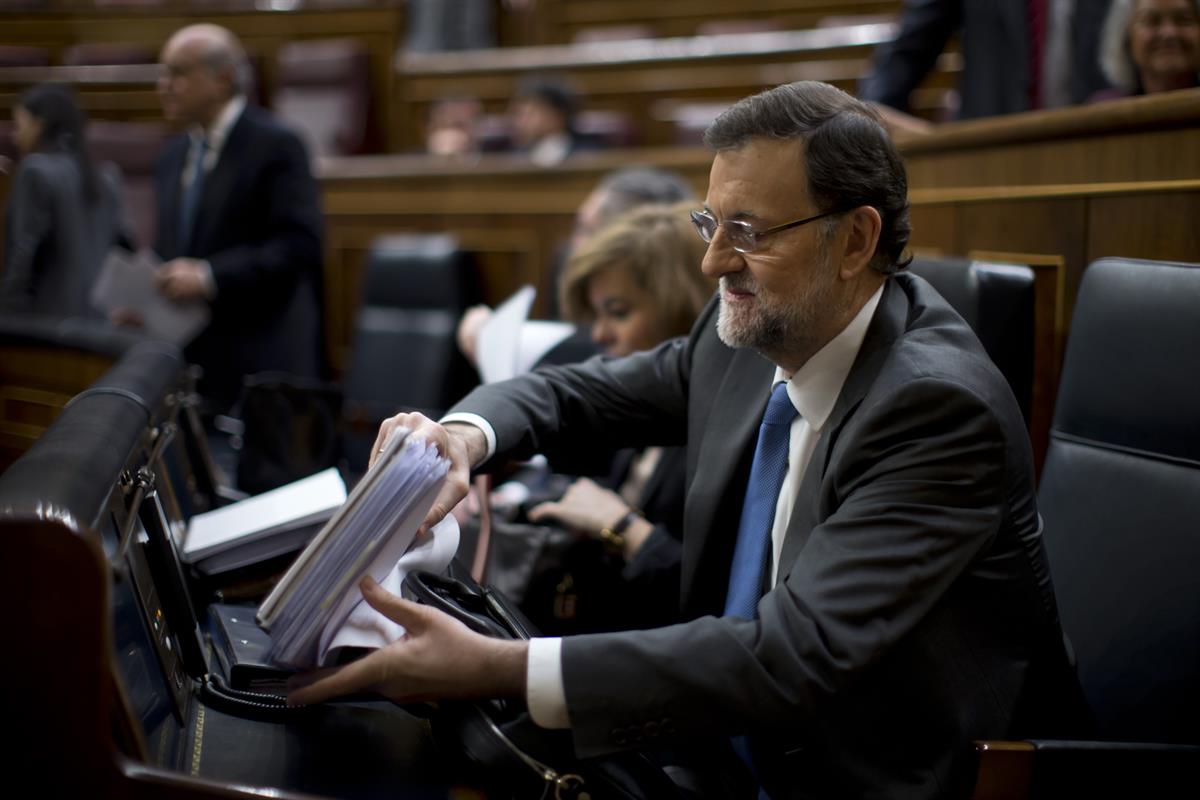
[526,637,570,729]
[438,412,497,461]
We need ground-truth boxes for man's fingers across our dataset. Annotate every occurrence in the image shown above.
[360,576,430,632]
[286,651,383,706]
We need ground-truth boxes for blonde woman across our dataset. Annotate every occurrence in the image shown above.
[524,202,714,632]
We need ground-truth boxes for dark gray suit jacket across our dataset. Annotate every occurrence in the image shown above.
[1,152,122,317]
[450,273,1085,799]
[155,104,324,415]
[858,0,1112,118]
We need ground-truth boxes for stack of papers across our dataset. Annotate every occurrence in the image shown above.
[182,467,347,576]
[475,285,575,384]
[257,429,453,670]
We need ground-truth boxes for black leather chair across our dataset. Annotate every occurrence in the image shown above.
[340,234,481,472]
[908,257,1035,421]
[971,257,1200,798]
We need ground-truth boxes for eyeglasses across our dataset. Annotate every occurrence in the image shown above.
[690,208,845,254]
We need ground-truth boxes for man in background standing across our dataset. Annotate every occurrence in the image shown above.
[154,23,324,419]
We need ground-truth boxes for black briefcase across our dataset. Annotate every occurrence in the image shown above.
[402,569,686,800]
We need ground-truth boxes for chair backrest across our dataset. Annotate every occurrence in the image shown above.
[908,257,1036,420]
[1038,257,1200,745]
[272,38,372,157]
[342,235,480,429]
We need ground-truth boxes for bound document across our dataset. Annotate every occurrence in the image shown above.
[257,428,458,671]
[182,467,347,576]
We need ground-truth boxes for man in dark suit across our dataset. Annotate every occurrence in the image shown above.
[153,24,323,417]
[291,82,1084,798]
[858,0,1113,122]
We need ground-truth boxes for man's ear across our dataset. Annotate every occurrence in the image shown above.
[838,206,882,280]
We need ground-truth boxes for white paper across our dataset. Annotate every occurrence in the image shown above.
[321,514,460,665]
[476,285,535,384]
[90,248,210,345]
[258,430,453,670]
[475,286,576,383]
[516,319,575,375]
[183,467,347,563]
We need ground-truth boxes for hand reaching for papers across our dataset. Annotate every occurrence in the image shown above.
[371,412,488,532]
[286,576,527,706]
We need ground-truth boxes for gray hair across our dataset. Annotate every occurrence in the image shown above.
[704,80,911,274]
[593,167,696,228]
[1101,0,1200,91]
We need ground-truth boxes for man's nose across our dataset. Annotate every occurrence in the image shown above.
[701,233,743,279]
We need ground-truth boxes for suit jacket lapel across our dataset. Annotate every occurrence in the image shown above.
[191,110,251,255]
[682,346,774,614]
[159,138,188,258]
[777,278,909,579]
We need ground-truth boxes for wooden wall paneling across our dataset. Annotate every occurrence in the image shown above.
[904,127,1200,189]
[907,203,959,255]
[944,196,1088,331]
[1086,188,1200,265]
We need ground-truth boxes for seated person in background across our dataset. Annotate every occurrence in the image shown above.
[293,81,1087,798]
[508,75,584,166]
[1094,0,1200,100]
[150,24,324,419]
[1,83,125,317]
[425,96,483,159]
[519,202,714,633]
[456,166,697,365]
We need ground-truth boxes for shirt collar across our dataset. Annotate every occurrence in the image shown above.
[189,95,245,153]
[772,282,885,432]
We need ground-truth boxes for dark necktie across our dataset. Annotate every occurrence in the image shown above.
[177,135,209,256]
[724,382,798,620]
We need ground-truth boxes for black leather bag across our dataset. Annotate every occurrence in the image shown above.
[401,569,685,800]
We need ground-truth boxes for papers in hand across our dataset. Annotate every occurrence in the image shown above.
[475,285,574,383]
[257,429,454,670]
[181,467,347,576]
[90,248,209,344]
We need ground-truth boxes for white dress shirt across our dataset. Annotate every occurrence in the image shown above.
[178,95,245,299]
[445,284,885,729]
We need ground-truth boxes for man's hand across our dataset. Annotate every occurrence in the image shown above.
[371,412,488,531]
[156,258,213,302]
[286,577,527,706]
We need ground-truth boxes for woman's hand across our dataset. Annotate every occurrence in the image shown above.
[527,477,630,536]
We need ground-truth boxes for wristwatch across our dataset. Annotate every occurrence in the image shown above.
[598,510,638,550]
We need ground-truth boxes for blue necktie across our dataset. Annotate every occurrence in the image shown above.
[724,382,798,619]
[177,136,209,255]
